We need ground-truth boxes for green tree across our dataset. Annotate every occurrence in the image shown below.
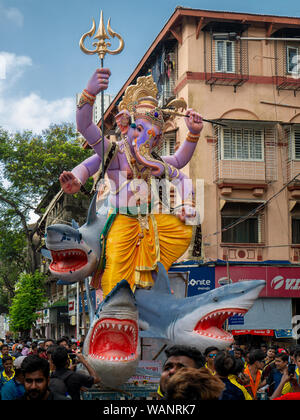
[9,271,47,337]
[0,123,92,274]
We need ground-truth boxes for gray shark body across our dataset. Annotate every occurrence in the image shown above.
[45,194,109,284]
[135,262,265,351]
[83,279,140,387]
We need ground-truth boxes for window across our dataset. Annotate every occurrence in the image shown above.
[220,127,264,161]
[291,202,300,244]
[221,202,263,244]
[215,40,235,73]
[160,130,176,156]
[292,218,300,244]
[286,46,299,74]
[290,126,300,160]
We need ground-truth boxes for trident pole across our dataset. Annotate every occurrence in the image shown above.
[79,11,124,182]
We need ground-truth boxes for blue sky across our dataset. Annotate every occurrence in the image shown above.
[1,0,300,133]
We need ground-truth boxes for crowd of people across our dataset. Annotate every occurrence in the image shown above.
[158,342,300,400]
[0,335,300,400]
[0,336,100,400]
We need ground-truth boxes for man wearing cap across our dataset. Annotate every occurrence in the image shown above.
[0,356,25,400]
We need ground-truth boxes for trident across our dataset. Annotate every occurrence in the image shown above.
[79,11,124,181]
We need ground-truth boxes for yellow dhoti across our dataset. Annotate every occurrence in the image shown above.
[100,213,193,297]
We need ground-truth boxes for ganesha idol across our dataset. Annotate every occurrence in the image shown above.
[47,68,204,386]
[59,67,203,298]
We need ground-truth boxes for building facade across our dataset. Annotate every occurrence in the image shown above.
[101,7,300,344]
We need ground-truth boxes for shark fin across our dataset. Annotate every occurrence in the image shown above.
[86,193,98,226]
[151,262,172,295]
[40,248,52,260]
[72,219,80,230]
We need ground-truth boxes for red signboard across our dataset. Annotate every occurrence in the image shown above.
[215,266,300,298]
[232,330,274,336]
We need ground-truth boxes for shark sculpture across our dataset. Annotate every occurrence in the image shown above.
[135,262,266,351]
[44,197,265,385]
[44,194,109,285]
[83,278,140,387]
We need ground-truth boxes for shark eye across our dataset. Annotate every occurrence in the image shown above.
[213,297,219,302]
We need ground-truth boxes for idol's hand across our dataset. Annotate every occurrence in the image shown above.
[184,109,203,135]
[86,68,111,96]
[175,205,197,223]
[59,171,81,194]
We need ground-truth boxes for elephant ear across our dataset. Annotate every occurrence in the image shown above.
[115,110,131,135]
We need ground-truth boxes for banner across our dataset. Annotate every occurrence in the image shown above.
[169,263,215,296]
[232,329,274,336]
[215,265,300,298]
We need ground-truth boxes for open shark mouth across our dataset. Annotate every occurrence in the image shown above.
[194,308,247,341]
[88,318,139,362]
[50,249,88,273]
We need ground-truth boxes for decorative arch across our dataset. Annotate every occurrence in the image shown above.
[289,113,300,123]
[163,119,177,133]
[219,108,260,121]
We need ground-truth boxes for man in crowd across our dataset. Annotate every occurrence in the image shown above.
[266,352,291,397]
[18,355,69,400]
[244,349,265,399]
[50,346,100,400]
[204,347,218,376]
[157,344,205,399]
[1,356,25,400]
[0,345,15,372]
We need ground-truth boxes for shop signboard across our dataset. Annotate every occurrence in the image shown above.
[215,265,300,298]
[232,329,274,336]
[169,263,215,296]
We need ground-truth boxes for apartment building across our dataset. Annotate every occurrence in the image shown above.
[102,7,300,343]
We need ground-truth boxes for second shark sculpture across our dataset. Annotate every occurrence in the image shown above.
[136,263,266,352]
[44,196,265,387]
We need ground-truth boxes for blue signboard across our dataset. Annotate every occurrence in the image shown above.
[228,314,245,326]
[274,329,293,338]
[169,262,215,296]
[79,289,96,314]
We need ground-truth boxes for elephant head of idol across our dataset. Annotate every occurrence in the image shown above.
[115,76,166,177]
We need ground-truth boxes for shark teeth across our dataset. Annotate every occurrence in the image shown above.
[89,318,138,362]
[89,354,136,361]
[194,308,246,341]
[50,249,88,272]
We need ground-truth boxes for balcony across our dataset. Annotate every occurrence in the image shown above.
[202,23,249,91]
[274,30,300,93]
[213,122,277,191]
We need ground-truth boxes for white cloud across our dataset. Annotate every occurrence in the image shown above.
[0,3,24,27]
[0,52,32,91]
[4,93,74,133]
[0,52,75,133]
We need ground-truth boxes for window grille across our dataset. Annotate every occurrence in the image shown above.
[204,29,249,91]
[213,123,277,183]
[275,39,300,92]
[149,41,177,107]
[286,46,299,74]
[285,124,300,182]
[160,130,176,156]
[221,201,264,244]
[221,127,264,161]
[215,40,235,73]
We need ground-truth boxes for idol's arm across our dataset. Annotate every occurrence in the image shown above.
[162,109,203,169]
[76,68,111,157]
